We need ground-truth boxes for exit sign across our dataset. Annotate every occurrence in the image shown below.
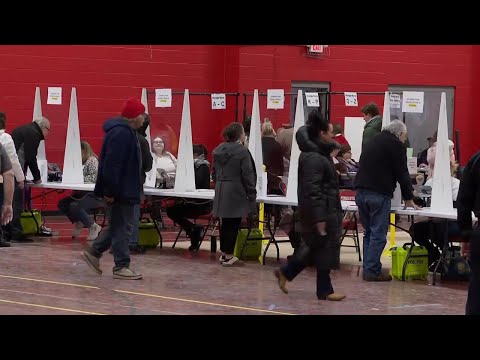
[308,45,324,53]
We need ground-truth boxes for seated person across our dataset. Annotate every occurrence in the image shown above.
[57,141,104,240]
[166,144,213,251]
[409,161,461,269]
[336,144,358,188]
[152,136,177,188]
[336,144,358,172]
[261,119,284,194]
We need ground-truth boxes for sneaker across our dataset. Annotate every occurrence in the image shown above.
[87,223,102,241]
[218,254,226,263]
[274,269,289,294]
[80,249,102,274]
[221,256,244,267]
[72,222,84,239]
[113,267,143,280]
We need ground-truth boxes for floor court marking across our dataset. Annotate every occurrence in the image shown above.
[0,298,105,315]
[115,289,296,315]
[0,274,100,289]
[0,288,185,315]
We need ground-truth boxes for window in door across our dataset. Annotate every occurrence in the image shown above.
[388,85,455,157]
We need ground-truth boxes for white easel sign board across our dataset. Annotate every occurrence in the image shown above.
[267,89,284,109]
[305,92,320,107]
[402,91,424,113]
[155,89,172,108]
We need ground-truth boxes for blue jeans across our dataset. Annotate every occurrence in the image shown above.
[355,189,391,277]
[58,192,105,227]
[90,203,134,271]
[128,204,140,247]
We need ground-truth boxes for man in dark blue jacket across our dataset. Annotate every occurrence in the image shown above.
[81,98,145,280]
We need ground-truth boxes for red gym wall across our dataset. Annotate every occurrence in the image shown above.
[0,45,476,210]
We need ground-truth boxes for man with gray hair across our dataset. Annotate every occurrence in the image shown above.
[354,120,420,281]
[5,116,51,242]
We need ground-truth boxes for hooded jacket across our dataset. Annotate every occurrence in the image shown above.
[296,125,343,270]
[94,117,142,205]
[212,141,257,218]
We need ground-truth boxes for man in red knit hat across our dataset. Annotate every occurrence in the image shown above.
[81,98,145,280]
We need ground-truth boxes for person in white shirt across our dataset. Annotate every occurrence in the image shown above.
[0,113,25,191]
[0,112,25,247]
[151,136,177,187]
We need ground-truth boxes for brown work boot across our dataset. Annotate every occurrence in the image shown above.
[363,271,392,282]
[274,269,288,294]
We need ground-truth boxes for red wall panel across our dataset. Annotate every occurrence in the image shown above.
[0,45,477,211]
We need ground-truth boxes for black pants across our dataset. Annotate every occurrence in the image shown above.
[3,183,25,240]
[220,217,242,254]
[466,228,480,315]
[280,233,334,299]
[167,202,211,235]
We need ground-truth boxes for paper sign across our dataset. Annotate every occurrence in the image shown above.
[390,94,401,109]
[47,87,62,105]
[344,92,358,107]
[402,91,424,113]
[267,89,284,109]
[211,93,226,109]
[155,89,172,108]
[407,157,418,175]
[305,92,320,107]
[406,147,414,158]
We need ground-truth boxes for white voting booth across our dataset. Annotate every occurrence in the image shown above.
[430,92,454,211]
[173,89,196,192]
[249,90,267,197]
[141,88,157,188]
[62,88,84,184]
[285,90,305,202]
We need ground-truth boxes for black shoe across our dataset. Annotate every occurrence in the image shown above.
[10,237,34,243]
[188,243,200,252]
[0,240,11,247]
[129,245,146,254]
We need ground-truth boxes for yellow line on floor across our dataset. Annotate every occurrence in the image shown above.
[115,289,295,315]
[0,274,100,289]
[0,298,106,315]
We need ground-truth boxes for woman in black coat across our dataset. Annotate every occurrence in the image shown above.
[274,110,345,301]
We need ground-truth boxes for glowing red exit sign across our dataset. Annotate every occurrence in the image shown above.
[308,45,324,53]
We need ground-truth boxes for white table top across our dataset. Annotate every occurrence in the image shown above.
[31,182,473,221]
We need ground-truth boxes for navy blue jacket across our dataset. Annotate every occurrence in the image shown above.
[94,117,142,205]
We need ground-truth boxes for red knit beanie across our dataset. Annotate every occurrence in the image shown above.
[121,98,145,119]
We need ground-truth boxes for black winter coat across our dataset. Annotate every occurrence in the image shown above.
[296,125,343,270]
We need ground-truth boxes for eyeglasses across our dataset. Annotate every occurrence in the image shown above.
[153,140,164,144]
[43,125,50,131]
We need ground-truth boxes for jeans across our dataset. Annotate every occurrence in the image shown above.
[58,192,105,227]
[355,189,391,277]
[128,204,141,247]
[90,203,134,271]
